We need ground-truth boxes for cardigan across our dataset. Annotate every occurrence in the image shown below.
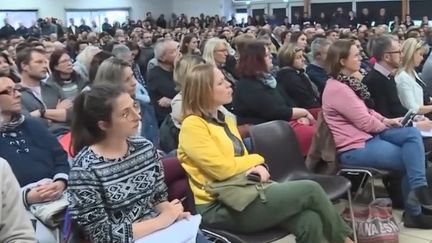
[0,158,36,243]
[363,69,407,118]
[178,114,264,205]
[67,137,168,243]
[276,67,321,109]
[0,117,69,187]
[322,79,387,152]
[395,70,425,112]
[233,76,295,125]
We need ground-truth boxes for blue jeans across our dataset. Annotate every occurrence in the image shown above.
[339,127,427,216]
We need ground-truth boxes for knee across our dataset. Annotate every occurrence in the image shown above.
[402,127,422,141]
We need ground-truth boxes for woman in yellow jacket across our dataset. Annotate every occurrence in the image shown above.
[177,63,353,243]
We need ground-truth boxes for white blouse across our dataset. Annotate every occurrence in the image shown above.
[395,70,425,113]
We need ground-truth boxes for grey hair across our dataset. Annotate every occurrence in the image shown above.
[154,39,174,61]
[311,38,331,59]
[370,34,398,61]
[94,57,130,85]
[112,44,131,60]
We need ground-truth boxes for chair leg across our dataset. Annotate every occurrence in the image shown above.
[353,173,369,201]
[370,177,376,200]
[347,191,358,243]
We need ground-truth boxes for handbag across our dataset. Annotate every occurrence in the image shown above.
[29,191,69,228]
[204,173,274,212]
[342,198,399,243]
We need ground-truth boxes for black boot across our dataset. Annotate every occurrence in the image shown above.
[403,212,432,229]
[409,186,432,210]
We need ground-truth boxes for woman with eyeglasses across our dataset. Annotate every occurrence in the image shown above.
[0,74,70,241]
[48,49,87,99]
[395,38,432,116]
[203,38,237,112]
[67,84,210,243]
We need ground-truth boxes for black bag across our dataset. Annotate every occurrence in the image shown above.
[159,115,180,153]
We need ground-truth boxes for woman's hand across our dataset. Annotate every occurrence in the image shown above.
[246,165,270,182]
[37,180,66,201]
[297,117,310,125]
[383,118,402,128]
[158,200,189,227]
[415,120,432,132]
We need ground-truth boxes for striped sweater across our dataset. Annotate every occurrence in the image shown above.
[67,137,168,243]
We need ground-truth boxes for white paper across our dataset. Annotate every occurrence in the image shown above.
[413,123,432,137]
[136,214,202,243]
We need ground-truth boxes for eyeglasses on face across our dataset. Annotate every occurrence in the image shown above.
[0,85,22,96]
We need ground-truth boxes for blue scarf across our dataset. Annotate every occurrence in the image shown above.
[260,73,277,88]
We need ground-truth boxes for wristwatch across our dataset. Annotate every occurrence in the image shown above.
[39,107,46,118]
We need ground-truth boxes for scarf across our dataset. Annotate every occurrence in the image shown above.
[0,114,25,132]
[337,73,375,108]
[259,73,277,89]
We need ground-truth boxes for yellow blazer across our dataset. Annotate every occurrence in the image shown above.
[178,114,265,205]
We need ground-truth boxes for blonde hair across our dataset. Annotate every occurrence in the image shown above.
[173,55,206,91]
[181,63,216,119]
[75,45,101,70]
[202,38,230,66]
[277,43,303,68]
[400,38,427,73]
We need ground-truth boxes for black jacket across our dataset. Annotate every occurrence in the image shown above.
[233,76,295,125]
[276,67,321,109]
[363,69,407,118]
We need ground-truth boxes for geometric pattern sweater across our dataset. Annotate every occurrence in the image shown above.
[67,137,168,243]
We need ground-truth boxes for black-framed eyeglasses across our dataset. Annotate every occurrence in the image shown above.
[0,85,22,96]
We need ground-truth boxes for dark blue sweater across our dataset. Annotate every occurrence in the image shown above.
[0,117,69,187]
[306,63,328,95]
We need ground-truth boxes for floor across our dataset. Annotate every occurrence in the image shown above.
[272,180,432,243]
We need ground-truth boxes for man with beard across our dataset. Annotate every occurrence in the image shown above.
[363,34,407,118]
[138,30,154,77]
[17,48,72,135]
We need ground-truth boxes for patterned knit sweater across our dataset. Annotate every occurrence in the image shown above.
[67,137,168,243]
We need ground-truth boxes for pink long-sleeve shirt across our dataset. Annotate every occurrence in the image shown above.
[322,79,387,152]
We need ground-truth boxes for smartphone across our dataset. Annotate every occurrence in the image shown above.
[401,110,416,127]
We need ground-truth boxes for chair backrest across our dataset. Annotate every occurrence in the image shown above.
[161,157,197,214]
[249,120,307,182]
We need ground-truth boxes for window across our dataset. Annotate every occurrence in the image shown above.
[66,9,129,32]
[0,10,38,28]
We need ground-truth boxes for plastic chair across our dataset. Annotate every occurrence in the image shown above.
[249,120,357,242]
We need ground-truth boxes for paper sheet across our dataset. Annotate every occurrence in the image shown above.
[136,214,202,243]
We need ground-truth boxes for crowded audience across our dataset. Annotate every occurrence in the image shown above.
[1,5,432,242]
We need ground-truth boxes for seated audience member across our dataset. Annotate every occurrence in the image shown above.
[363,35,407,118]
[86,50,113,91]
[234,41,315,156]
[202,38,237,111]
[73,45,101,83]
[17,48,72,136]
[47,49,87,99]
[0,157,36,243]
[160,55,207,152]
[289,31,308,51]
[68,84,209,243]
[395,38,432,116]
[276,43,321,109]
[178,63,353,243]
[322,39,432,228]
[147,39,179,125]
[306,38,332,94]
[180,34,200,55]
[0,51,20,83]
[0,74,70,240]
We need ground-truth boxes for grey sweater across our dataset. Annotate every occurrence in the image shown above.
[0,158,36,243]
